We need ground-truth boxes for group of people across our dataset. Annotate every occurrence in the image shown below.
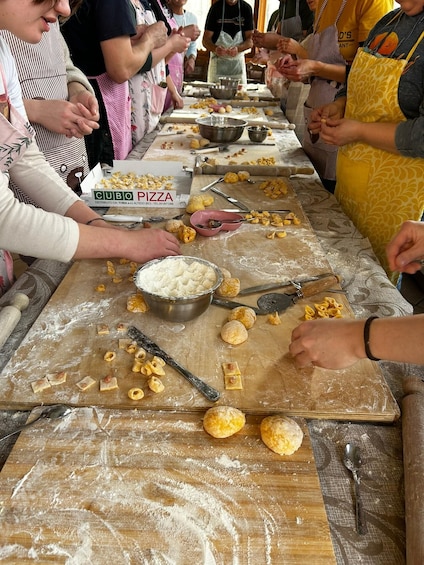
[0,0,423,370]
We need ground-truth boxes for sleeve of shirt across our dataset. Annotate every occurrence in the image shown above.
[357,0,394,43]
[243,3,254,32]
[61,30,95,95]
[396,116,424,159]
[96,0,137,41]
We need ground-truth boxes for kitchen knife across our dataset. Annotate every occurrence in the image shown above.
[210,187,250,212]
[127,326,220,402]
[102,214,144,223]
[239,273,340,296]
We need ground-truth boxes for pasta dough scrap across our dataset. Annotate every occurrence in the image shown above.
[203,405,246,438]
[76,376,96,391]
[97,323,110,335]
[177,225,197,243]
[99,375,119,392]
[267,311,282,325]
[260,415,303,455]
[103,351,116,362]
[47,371,67,386]
[165,218,184,233]
[31,376,51,393]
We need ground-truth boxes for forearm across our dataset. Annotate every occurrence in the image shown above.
[311,60,346,83]
[23,98,49,126]
[236,36,253,53]
[202,34,216,53]
[355,122,399,154]
[67,80,90,99]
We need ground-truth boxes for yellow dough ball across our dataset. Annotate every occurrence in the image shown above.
[223,172,239,184]
[237,170,250,182]
[221,320,248,345]
[219,267,232,279]
[203,405,246,438]
[215,277,240,298]
[186,195,205,214]
[190,138,200,149]
[201,193,214,207]
[165,218,184,233]
[260,415,304,455]
[228,306,256,329]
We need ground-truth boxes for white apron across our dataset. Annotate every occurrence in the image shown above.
[0,66,34,295]
[303,0,346,181]
[207,0,247,84]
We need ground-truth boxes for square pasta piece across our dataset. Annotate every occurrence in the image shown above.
[224,374,243,390]
[76,376,96,391]
[118,338,133,349]
[100,375,119,392]
[222,361,241,376]
[47,371,67,386]
[97,323,110,335]
[31,376,52,393]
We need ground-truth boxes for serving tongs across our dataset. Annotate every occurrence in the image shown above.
[127,326,220,402]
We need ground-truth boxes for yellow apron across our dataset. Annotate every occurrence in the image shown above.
[335,33,424,283]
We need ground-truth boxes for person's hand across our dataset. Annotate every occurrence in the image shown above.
[318,118,362,147]
[252,29,266,47]
[289,318,365,369]
[184,56,196,74]
[386,220,424,274]
[131,23,149,43]
[181,24,200,42]
[307,101,345,137]
[169,29,191,54]
[277,36,301,56]
[215,45,228,57]
[171,89,184,109]
[227,46,238,57]
[68,90,100,136]
[124,228,181,263]
[30,98,99,139]
[139,21,168,50]
[278,58,314,82]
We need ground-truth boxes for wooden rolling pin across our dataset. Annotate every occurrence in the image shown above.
[195,163,315,177]
[402,376,424,565]
[0,292,30,348]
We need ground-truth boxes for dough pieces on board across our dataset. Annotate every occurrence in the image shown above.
[260,415,303,455]
[203,405,246,438]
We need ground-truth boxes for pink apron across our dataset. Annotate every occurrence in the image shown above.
[0,66,34,295]
[302,0,346,182]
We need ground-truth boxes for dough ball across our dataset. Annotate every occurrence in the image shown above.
[165,218,184,233]
[220,267,232,279]
[223,172,239,184]
[260,415,303,455]
[199,137,210,147]
[237,170,250,182]
[203,405,246,438]
[186,195,205,214]
[228,306,256,329]
[221,320,248,345]
[190,138,200,149]
[201,193,214,207]
[215,277,240,298]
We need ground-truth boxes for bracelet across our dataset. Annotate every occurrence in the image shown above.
[363,316,381,361]
[86,217,104,225]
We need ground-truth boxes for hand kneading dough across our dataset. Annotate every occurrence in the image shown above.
[260,415,303,455]
[203,405,246,438]
[221,320,248,345]
[228,306,256,329]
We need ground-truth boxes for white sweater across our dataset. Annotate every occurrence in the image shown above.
[0,38,79,262]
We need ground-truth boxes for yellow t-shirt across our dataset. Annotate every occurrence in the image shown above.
[314,0,394,63]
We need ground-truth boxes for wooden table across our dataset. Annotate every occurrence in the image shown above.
[0,102,419,564]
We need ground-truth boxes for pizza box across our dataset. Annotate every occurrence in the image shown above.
[80,160,191,208]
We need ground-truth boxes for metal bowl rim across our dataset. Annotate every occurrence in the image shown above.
[195,116,248,129]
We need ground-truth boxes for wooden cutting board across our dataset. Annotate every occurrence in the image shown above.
[144,124,314,175]
[0,408,336,564]
[0,176,399,421]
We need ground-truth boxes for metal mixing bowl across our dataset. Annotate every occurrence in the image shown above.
[219,77,240,89]
[209,85,237,99]
[134,256,223,322]
[195,116,248,143]
[247,125,269,143]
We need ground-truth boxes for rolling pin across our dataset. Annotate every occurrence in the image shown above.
[0,292,30,349]
[402,376,424,565]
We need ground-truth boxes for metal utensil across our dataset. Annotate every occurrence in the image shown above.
[127,326,220,402]
[212,296,265,315]
[196,218,249,229]
[0,404,72,442]
[200,177,224,192]
[210,186,250,211]
[343,443,367,535]
[239,273,338,296]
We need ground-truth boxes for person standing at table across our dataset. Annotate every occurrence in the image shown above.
[61,0,168,167]
[0,0,180,297]
[307,0,424,281]
[0,22,99,199]
[167,0,199,77]
[289,220,424,369]
[202,0,254,84]
[277,0,393,193]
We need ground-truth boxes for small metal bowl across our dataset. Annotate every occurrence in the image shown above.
[219,77,240,89]
[209,85,237,100]
[134,256,223,322]
[196,116,247,143]
[247,125,269,143]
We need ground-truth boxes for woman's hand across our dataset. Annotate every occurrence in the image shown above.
[387,220,424,273]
